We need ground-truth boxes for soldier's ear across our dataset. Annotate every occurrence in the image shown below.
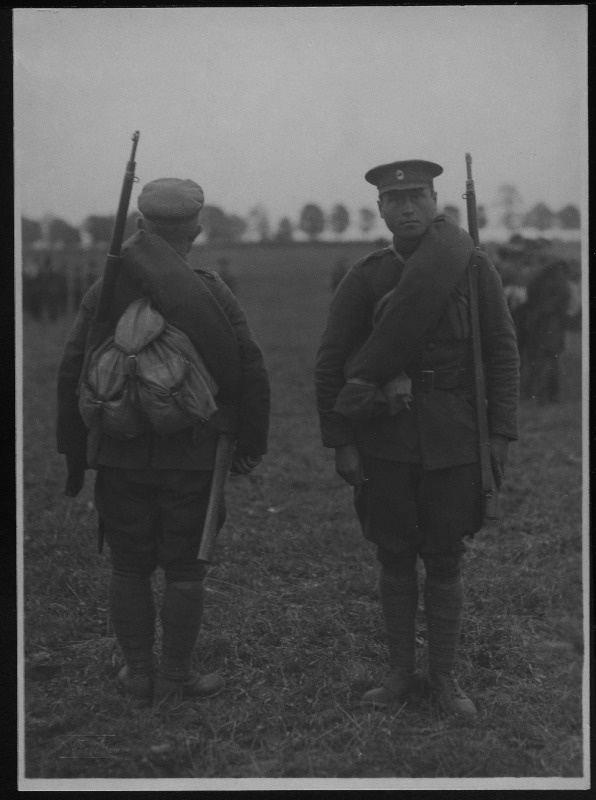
[137,216,146,230]
[192,224,203,242]
[377,198,383,218]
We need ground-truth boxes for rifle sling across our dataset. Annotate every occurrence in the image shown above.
[467,255,493,494]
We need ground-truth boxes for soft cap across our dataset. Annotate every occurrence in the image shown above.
[138,178,205,221]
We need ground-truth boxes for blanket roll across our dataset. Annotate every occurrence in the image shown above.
[120,230,242,399]
[344,216,474,385]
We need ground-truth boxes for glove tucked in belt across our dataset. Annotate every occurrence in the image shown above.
[409,366,475,392]
[333,373,413,421]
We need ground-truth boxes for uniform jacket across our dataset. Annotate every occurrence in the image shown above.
[315,242,520,469]
[57,264,270,472]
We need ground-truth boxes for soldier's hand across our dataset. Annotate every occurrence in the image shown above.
[335,444,366,487]
[64,454,86,497]
[490,435,509,489]
[231,454,262,476]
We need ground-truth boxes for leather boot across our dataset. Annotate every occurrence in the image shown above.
[117,664,153,699]
[424,574,477,718]
[109,571,155,692]
[361,569,418,709]
[154,580,224,705]
[153,672,225,705]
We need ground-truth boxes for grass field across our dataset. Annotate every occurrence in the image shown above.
[20,244,587,786]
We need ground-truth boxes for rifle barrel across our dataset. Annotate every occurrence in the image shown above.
[95,131,140,323]
[464,152,480,247]
[107,131,140,258]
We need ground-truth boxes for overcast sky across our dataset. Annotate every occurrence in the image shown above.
[14,6,588,230]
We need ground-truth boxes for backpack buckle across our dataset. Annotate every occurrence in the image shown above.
[126,354,137,376]
[420,370,435,392]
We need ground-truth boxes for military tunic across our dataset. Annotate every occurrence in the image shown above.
[315,243,519,468]
[57,268,270,472]
[315,240,519,556]
[57,263,270,574]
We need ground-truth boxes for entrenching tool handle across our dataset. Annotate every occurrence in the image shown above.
[197,433,236,563]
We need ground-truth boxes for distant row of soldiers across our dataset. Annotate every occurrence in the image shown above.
[23,254,98,322]
[495,240,580,406]
[23,253,240,323]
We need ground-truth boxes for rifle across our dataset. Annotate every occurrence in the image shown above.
[197,432,236,563]
[92,131,139,552]
[95,130,140,323]
[464,153,500,521]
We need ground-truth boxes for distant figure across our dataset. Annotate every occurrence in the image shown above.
[330,256,349,292]
[521,260,571,404]
[58,262,69,317]
[215,257,238,295]
[85,259,98,292]
[23,254,43,320]
[500,270,528,348]
[71,264,85,312]
[45,261,68,322]
[563,259,581,332]
[38,254,54,321]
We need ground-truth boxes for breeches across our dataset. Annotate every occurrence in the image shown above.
[95,467,225,581]
[354,457,483,569]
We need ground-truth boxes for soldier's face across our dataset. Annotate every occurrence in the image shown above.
[378,186,437,241]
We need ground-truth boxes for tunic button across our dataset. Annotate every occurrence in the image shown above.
[426,342,436,351]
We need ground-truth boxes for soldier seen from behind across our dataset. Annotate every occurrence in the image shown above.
[57,178,270,706]
[315,159,519,718]
[497,259,527,350]
[520,259,571,404]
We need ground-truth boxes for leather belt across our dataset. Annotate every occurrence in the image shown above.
[409,366,475,393]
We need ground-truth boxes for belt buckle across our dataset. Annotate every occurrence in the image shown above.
[420,370,435,392]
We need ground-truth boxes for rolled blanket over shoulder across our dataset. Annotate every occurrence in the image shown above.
[120,230,242,399]
[344,216,474,385]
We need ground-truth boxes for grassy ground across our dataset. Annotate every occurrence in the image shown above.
[20,246,586,785]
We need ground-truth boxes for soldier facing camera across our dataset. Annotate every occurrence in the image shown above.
[316,158,519,718]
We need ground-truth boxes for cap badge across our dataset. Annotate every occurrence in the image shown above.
[395,170,405,181]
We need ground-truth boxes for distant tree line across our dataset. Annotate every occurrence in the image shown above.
[22,190,580,248]
[21,212,140,249]
[441,192,580,233]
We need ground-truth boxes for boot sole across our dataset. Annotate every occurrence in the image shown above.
[153,680,224,705]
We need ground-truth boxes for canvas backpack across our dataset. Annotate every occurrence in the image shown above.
[78,296,219,439]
